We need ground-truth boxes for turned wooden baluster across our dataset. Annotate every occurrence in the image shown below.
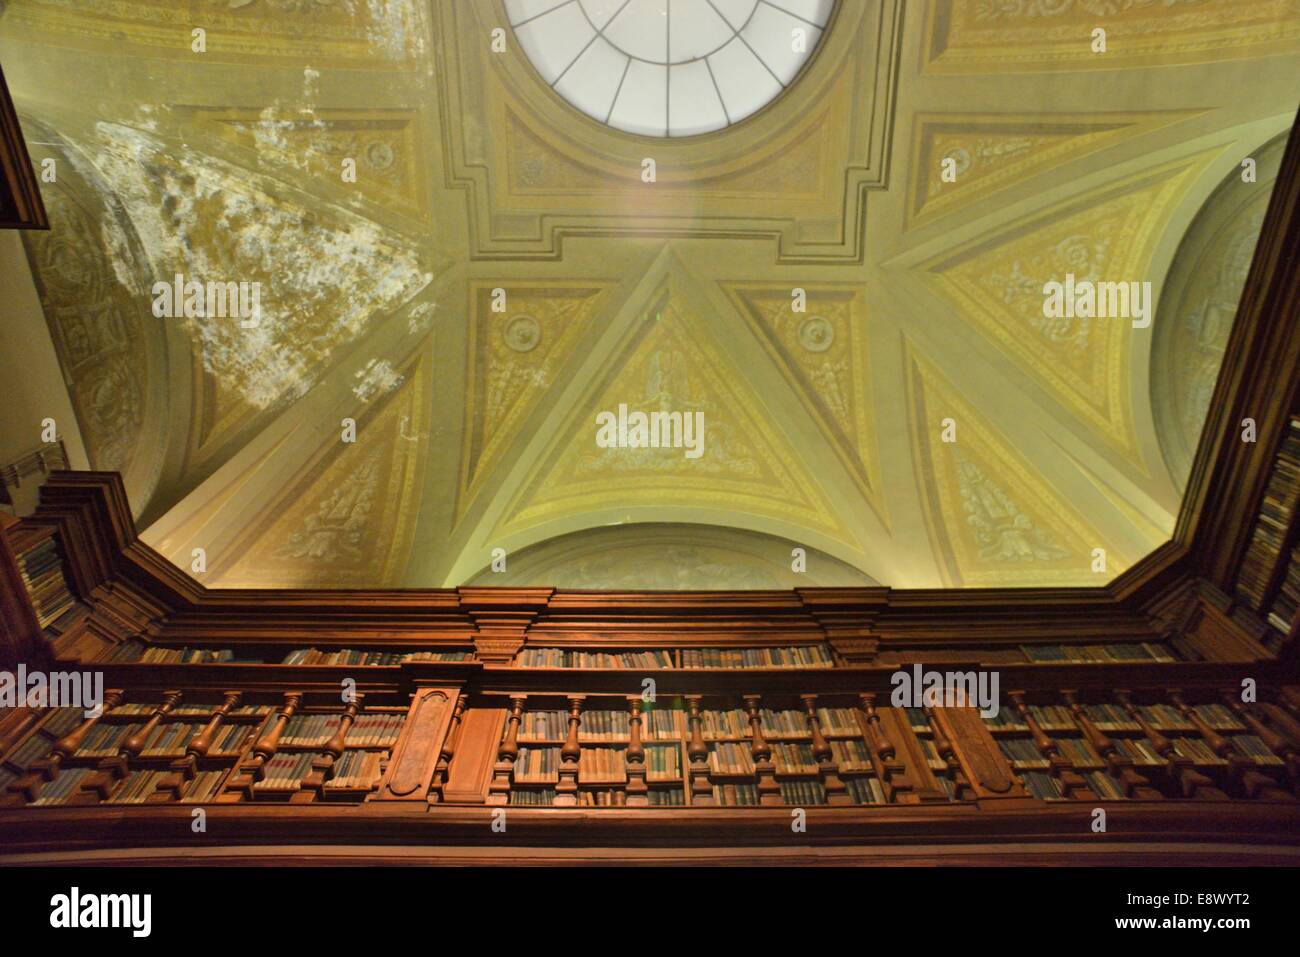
[119,691,184,763]
[153,691,243,802]
[218,691,302,802]
[1115,690,1225,800]
[253,692,303,767]
[686,696,715,806]
[744,695,782,805]
[802,695,849,805]
[625,697,648,807]
[858,693,910,801]
[292,700,361,804]
[1220,692,1300,797]
[1170,691,1291,801]
[1257,691,1300,788]
[1007,691,1094,800]
[1063,691,1161,800]
[554,696,584,806]
[429,696,468,804]
[187,691,242,760]
[923,704,973,800]
[1,690,124,805]
[79,691,184,803]
[487,695,526,805]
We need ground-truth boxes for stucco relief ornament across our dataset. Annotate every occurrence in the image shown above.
[798,316,835,353]
[504,315,542,353]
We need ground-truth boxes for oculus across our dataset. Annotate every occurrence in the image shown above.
[505,0,836,137]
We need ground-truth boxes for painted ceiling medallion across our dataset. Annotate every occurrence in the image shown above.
[505,0,836,137]
[798,315,834,352]
[504,315,543,352]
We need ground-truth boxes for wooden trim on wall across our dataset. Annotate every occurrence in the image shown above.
[0,63,47,230]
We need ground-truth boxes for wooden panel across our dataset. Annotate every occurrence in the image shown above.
[442,704,504,804]
[374,687,459,802]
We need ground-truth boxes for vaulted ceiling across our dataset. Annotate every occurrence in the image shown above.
[2,0,1298,589]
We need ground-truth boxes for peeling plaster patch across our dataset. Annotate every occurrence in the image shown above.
[367,0,423,60]
[99,217,142,295]
[407,300,437,335]
[352,358,404,401]
[90,121,432,411]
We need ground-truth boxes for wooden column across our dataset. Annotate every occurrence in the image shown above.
[1221,692,1300,797]
[858,693,915,802]
[924,705,974,801]
[487,695,525,806]
[743,694,781,806]
[686,695,714,806]
[429,696,468,804]
[554,696,583,806]
[625,697,648,807]
[1063,690,1162,800]
[802,694,849,805]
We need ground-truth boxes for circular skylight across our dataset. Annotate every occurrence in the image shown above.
[505,0,836,138]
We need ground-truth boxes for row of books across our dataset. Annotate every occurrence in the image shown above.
[578,790,625,806]
[254,752,319,790]
[1228,733,1284,765]
[846,776,888,805]
[1,708,81,776]
[281,648,471,665]
[517,649,674,669]
[509,788,556,805]
[1267,545,1300,634]
[680,645,835,669]
[830,738,873,772]
[1056,736,1104,767]
[772,742,819,775]
[108,703,270,718]
[648,788,685,806]
[708,742,756,776]
[139,647,238,664]
[16,537,75,629]
[1237,415,1300,609]
[75,723,140,757]
[1019,770,1062,800]
[1021,642,1178,663]
[281,713,403,748]
[579,747,626,781]
[327,750,386,789]
[31,767,95,806]
[778,780,827,806]
[645,743,681,780]
[183,770,226,803]
[1086,770,1126,799]
[106,769,170,804]
[998,738,1050,768]
[712,783,761,805]
[515,746,558,783]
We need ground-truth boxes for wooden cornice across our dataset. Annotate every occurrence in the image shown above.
[0,62,48,230]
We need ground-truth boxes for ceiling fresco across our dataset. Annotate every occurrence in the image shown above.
[2,0,1298,588]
